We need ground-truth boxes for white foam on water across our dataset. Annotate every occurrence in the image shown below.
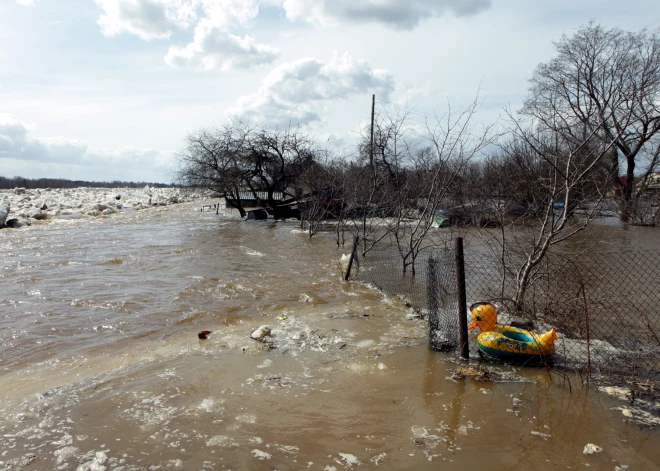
[236,413,257,424]
[206,435,238,447]
[251,449,271,460]
[336,453,361,468]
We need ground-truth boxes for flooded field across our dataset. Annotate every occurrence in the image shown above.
[1,202,659,470]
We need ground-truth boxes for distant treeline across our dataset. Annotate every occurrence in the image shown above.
[0,176,175,190]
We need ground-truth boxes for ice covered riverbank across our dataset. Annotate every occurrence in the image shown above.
[0,186,211,228]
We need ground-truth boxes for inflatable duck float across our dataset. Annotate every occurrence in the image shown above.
[468,302,557,362]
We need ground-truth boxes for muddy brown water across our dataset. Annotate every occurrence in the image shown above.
[1,202,659,470]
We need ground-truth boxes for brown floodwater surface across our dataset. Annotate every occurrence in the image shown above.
[0,202,659,470]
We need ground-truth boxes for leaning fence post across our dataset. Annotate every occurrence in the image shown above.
[455,238,470,360]
[344,235,359,281]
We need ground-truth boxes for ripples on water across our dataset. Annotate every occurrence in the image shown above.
[0,202,659,470]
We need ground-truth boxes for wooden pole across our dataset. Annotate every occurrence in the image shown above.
[370,94,375,168]
[455,237,470,360]
[344,235,359,281]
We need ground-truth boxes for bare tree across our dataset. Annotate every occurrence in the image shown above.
[522,23,660,221]
[376,94,496,275]
[175,124,253,217]
[298,153,344,237]
[477,113,619,313]
[175,121,320,217]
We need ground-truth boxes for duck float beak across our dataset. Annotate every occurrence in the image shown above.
[468,321,477,330]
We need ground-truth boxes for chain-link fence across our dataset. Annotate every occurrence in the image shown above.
[349,239,660,379]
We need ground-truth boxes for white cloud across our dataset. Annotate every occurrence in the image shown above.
[279,0,491,29]
[94,0,199,40]
[0,114,85,163]
[16,0,39,5]
[0,113,172,175]
[94,0,275,70]
[198,0,260,29]
[165,19,278,70]
[228,52,396,125]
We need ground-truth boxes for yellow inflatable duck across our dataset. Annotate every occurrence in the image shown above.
[468,302,557,361]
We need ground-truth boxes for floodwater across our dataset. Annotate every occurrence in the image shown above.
[1,202,659,470]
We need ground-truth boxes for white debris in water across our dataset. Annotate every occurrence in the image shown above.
[52,433,73,446]
[299,293,314,303]
[347,362,370,373]
[457,426,468,435]
[324,467,338,471]
[411,425,428,438]
[54,446,78,464]
[199,397,225,412]
[257,359,273,369]
[251,449,271,460]
[122,394,178,426]
[276,444,299,454]
[377,362,386,370]
[615,465,629,471]
[168,459,183,468]
[244,249,265,257]
[599,386,660,426]
[249,437,263,444]
[614,406,660,426]
[251,325,272,340]
[76,451,108,471]
[355,340,377,349]
[336,453,361,468]
[599,386,631,400]
[236,413,257,424]
[530,431,551,439]
[370,453,386,465]
[583,443,602,454]
[206,435,238,447]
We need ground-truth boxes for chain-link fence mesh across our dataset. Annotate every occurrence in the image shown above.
[349,239,660,379]
[351,243,459,351]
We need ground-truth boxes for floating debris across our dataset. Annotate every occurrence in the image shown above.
[251,325,272,340]
[251,449,272,460]
[452,367,494,382]
[583,443,602,454]
[206,435,238,448]
[336,453,361,468]
[198,330,212,339]
[370,453,386,465]
[451,366,523,382]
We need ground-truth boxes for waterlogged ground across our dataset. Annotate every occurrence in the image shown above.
[0,201,659,470]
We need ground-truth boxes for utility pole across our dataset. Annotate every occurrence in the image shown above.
[370,94,375,169]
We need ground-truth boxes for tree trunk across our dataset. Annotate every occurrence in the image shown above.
[226,198,246,218]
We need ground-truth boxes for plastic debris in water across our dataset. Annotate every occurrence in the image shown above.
[198,330,212,339]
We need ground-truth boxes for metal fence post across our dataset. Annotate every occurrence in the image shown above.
[455,237,470,360]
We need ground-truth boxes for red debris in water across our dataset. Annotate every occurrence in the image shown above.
[198,330,212,339]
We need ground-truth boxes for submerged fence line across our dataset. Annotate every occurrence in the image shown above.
[349,239,660,380]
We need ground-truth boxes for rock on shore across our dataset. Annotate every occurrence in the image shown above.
[0,186,212,229]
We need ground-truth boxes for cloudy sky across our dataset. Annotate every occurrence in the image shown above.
[0,0,657,183]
